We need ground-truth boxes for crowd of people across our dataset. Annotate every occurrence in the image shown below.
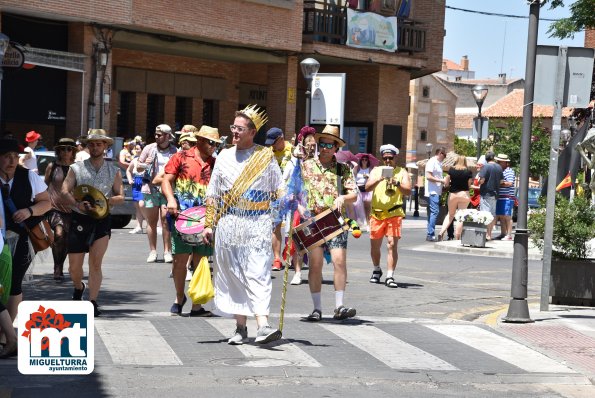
[0,108,517,356]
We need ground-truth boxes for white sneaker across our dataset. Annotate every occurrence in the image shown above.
[129,226,143,234]
[163,252,173,263]
[146,250,158,263]
[156,226,163,235]
[290,272,302,285]
[185,268,193,281]
[228,326,248,345]
[255,325,282,344]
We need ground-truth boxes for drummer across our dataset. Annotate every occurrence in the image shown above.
[62,129,124,317]
[300,125,357,321]
[162,125,221,316]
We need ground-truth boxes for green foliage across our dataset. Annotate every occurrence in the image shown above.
[528,195,595,260]
[546,0,595,39]
[453,136,476,157]
[486,118,551,178]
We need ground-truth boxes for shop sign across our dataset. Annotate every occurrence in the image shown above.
[1,44,24,68]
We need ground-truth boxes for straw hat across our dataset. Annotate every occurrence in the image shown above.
[196,125,222,143]
[54,138,77,150]
[494,153,510,162]
[178,132,197,143]
[79,129,114,146]
[314,124,345,147]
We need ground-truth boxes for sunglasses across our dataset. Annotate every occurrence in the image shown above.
[199,138,216,146]
[383,156,394,161]
[230,125,249,133]
[318,142,335,149]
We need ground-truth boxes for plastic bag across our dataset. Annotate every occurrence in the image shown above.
[0,244,12,304]
[187,257,214,305]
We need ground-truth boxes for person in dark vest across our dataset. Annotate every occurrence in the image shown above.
[62,130,124,317]
[0,138,51,322]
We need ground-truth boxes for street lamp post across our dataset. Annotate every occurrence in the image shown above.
[425,142,433,159]
[471,85,489,160]
[0,33,10,131]
[300,58,320,126]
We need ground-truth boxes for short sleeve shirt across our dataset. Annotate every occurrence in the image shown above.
[424,156,443,196]
[499,167,515,198]
[478,162,503,197]
[164,148,215,211]
[274,141,293,174]
[301,157,357,216]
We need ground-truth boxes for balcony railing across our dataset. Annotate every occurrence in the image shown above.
[302,1,426,53]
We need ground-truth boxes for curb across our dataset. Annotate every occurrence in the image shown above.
[433,241,543,261]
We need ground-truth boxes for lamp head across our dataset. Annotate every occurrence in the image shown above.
[300,58,320,81]
[471,85,488,108]
[0,33,10,57]
[560,129,571,144]
[425,142,433,154]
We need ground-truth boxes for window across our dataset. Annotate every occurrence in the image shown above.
[146,94,165,139]
[116,92,136,137]
[175,97,193,130]
[203,100,219,129]
[420,130,427,141]
[422,86,430,98]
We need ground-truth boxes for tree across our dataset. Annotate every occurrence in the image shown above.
[547,0,595,39]
[453,136,476,157]
[487,118,551,178]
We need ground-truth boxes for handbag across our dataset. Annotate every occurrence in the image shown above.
[187,257,214,305]
[27,219,54,253]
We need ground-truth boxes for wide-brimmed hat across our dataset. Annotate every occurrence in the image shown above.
[54,138,77,150]
[79,129,114,146]
[180,124,198,133]
[196,125,222,143]
[314,125,345,147]
[0,138,24,155]
[26,131,41,143]
[178,132,197,143]
[494,153,510,162]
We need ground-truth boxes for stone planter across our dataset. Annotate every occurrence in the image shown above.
[550,258,595,306]
[461,222,487,248]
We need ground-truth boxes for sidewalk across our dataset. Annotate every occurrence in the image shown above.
[484,304,595,382]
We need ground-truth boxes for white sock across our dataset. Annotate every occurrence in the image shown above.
[311,292,322,311]
[373,266,381,272]
[335,290,344,309]
[386,270,394,279]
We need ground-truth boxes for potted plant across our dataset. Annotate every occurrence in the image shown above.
[455,209,494,247]
[528,195,595,306]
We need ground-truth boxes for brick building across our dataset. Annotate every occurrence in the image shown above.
[0,0,445,157]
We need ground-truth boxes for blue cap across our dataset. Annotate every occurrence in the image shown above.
[264,127,284,146]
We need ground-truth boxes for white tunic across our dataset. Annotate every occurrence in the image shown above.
[206,145,282,317]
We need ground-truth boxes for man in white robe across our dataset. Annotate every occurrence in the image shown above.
[203,105,283,345]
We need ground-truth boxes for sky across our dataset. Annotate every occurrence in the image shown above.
[444,0,586,79]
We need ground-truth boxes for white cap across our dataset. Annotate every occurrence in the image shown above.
[156,124,172,134]
[477,155,486,165]
[379,144,399,155]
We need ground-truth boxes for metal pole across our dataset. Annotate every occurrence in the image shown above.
[540,46,567,311]
[305,77,312,126]
[503,2,540,323]
[0,67,3,131]
[413,186,419,217]
[476,110,482,160]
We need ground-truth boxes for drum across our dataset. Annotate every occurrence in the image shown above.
[291,208,349,254]
[175,206,207,246]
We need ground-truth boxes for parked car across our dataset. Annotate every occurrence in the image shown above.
[512,187,541,222]
[36,151,135,229]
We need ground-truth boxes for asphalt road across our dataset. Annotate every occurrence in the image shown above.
[1,218,593,398]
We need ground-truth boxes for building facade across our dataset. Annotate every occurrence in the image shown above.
[0,0,445,158]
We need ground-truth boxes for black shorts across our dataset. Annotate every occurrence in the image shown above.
[69,213,111,254]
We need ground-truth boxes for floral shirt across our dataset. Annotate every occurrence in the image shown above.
[301,157,357,215]
[164,148,215,211]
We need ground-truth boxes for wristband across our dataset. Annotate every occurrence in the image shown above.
[27,207,33,217]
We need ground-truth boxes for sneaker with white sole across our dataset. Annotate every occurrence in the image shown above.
[290,272,302,285]
[254,325,282,344]
[228,326,248,345]
[146,250,158,263]
[185,268,193,281]
[163,252,173,263]
[129,226,143,234]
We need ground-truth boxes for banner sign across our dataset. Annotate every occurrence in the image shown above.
[346,9,398,52]
[310,73,346,128]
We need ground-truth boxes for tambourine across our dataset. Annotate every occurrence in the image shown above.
[73,184,109,219]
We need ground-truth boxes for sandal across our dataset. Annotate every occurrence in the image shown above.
[385,277,398,288]
[305,309,322,322]
[333,306,356,320]
[369,269,383,284]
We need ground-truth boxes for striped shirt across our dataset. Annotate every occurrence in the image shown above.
[499,167,515,198]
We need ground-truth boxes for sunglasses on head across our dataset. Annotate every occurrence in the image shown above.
[318,142,335,149]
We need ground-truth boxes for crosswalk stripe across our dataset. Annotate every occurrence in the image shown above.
[426,324,575,373]
[205,318,321,367]
[320,323,459,371]
[95,320,182,366]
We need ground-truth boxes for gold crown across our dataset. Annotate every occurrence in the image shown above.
[240,104,268,132]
